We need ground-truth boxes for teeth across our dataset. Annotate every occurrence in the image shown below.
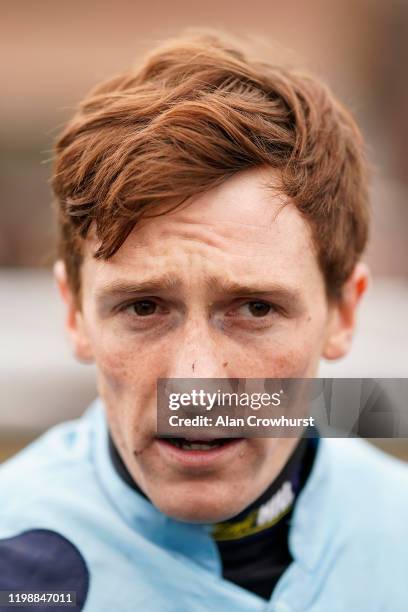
[166,438,224,450]
[181,442,219,450]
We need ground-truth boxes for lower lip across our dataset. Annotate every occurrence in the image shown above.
[155,438,245,468]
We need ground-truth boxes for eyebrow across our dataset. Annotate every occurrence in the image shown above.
[206,278,302,302]
[96,275,181,302]
[96,274,303,308]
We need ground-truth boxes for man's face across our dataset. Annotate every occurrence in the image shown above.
[58,167,365,522]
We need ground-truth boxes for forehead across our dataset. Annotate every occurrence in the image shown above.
[81,167,321,294]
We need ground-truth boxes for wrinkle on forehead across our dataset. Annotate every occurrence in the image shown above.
[104,200,312,261]
[81,167,321,298]
[127,181,298,250]
[85,166,308,255]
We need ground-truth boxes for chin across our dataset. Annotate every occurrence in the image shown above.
[148,484,250,524]
[156,502,238,524]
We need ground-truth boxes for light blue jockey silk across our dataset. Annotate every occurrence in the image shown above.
[1,399,408,611]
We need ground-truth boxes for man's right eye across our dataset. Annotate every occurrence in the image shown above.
[126,300,158,316]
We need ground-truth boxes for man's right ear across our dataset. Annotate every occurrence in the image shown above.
[53,260,94,364]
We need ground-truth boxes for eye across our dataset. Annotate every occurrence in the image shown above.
[245,301,273,317]
[128,299,158,316]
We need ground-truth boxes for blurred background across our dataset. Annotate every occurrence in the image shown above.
[1,0,407,463]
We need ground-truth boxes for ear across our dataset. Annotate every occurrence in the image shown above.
[322,262,370,360]
[53,260,94,364]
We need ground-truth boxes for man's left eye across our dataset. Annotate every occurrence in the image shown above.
[241,301,273,317]
[128,300,158,316]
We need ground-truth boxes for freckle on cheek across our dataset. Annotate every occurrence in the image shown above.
[267,350,308,377]
[97,356,132,396]
[273,361,292,377]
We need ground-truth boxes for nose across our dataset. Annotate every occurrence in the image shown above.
[166,317,228,380]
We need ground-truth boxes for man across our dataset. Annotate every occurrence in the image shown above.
[1,31,407,611]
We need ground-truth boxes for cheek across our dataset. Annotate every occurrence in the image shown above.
[236,322,326,378]
[93,337,160,452]
[89,327,167,438]
[94,343,136,400]
[88,324,162,395]
[264,350,304,377]
[262,343,319,377]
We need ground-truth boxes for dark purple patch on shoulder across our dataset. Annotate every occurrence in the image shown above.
[0,529,89,611]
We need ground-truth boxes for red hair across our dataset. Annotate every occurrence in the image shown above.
[52,31,369,300]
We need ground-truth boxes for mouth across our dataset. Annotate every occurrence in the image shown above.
[155,436,245,467]
[162,437,237,450]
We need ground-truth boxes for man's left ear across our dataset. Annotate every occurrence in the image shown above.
[323,262,370,360]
